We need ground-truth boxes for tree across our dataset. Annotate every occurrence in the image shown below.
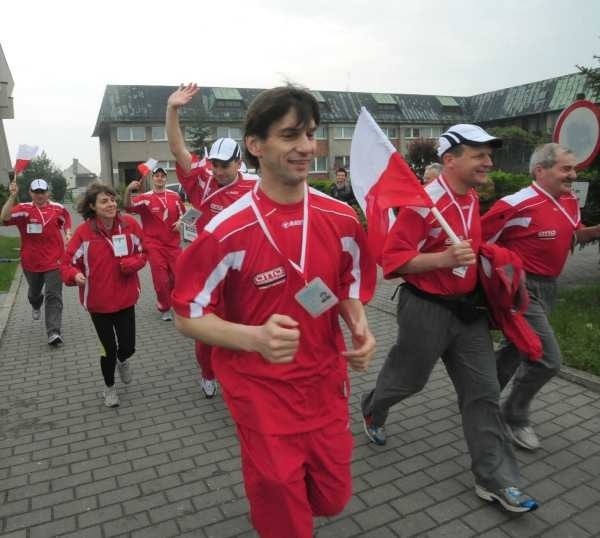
[488,125,550,172]
[406,138,438,178]
[185,110,213,155]
[15,152,67,202]
[576,54,600,101]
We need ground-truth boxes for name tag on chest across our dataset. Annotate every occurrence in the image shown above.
[111,234,128,257]
[27,223,43,234]
[294,277,339,318]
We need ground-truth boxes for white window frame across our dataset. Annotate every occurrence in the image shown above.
[151,126,167,141]
[117,126,146,142]
[315,126,328,140]
[382,127,398,139]
[334,126,354,140]
[403,127,421,139]
[216,126,243,141]
[309,156,328,173]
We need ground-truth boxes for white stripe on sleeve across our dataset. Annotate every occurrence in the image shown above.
[341,236,361,299]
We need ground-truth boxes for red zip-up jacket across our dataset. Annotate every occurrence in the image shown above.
[61,214,147,313]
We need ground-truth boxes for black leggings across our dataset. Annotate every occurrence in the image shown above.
[90,306,136,387]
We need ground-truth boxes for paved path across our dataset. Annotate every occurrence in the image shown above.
[1,220,599,537]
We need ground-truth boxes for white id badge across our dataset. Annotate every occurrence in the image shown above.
[27,223,43,234]
[111,234,128,257]
[181,207,202,226]
[294,277,339,318]
[452,266,468,278]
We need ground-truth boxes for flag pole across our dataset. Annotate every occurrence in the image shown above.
[430,207,461,244]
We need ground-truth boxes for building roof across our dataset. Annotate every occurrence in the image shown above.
[62,160,96,177]
[92,71,600,137]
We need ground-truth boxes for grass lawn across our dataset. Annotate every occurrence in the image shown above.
[0,236,20,292]
[550,284,600,377]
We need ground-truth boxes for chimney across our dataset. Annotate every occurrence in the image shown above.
[72,158,79,176]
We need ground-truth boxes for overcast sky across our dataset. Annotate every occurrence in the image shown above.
[3,0,599,175]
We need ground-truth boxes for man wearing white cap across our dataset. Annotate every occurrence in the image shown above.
[1,179,71,345]
[361,124,539,513]
[166,83,257,398]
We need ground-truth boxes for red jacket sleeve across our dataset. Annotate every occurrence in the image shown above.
[120,217,147,274]
[339,218,376,304]
[60,225,85,285]
[176,154,209,208]
[381,206,428,278]
[480,199,517,243]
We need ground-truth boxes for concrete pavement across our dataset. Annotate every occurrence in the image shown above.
[0,228,599,537]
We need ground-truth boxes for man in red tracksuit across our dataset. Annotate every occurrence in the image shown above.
[172,86,376,538]
[124,167,185,321]
[166,84,256,398]
[481,142,600,451]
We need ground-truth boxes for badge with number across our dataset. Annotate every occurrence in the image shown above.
[27,223,43,234]
[294,277,339,318]
[111,234,128,257]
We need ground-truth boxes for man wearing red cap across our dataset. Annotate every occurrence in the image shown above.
[1,178,71,345]
[124,166,185,321]
[361,124,538,513]
[166,83,257,398]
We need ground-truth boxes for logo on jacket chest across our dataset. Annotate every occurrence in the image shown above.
[253,266,287,289]
[537,229,557,239]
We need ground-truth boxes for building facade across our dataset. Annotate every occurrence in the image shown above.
[92,72,598,187]
[0,43,14,187]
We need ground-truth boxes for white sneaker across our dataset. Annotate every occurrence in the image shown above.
[507,425,540,451]
[161,310,173,321]
[200,377,217,399]
[117,360,133,384]
[103,386,119,407]
[32,308,41,321]
[47,332,63,346]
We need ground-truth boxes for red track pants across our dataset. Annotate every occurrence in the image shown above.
[147,245,180,312]
[195,341,215,380]
[237,419,353,538]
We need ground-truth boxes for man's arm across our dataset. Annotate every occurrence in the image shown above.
[575,224,600,245]
[174,312,300,364]
[397,240,476,275]
[123,180,143,210]
[0,181,18,223]
[339,299,375,372]
[166,84,199,174]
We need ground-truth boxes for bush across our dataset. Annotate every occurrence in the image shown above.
[577,168,600,225]
[488,170,531,199]
[0,183,8,208]
[309,180,332,194]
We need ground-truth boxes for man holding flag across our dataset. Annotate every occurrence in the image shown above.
[166,83,257,398]
[356,119,538,513]
[124,166,185,321]
[1,177,71,345]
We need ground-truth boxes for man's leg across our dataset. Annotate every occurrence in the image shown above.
[362,289,452,427]
[495,339,523,391]
[195,341,217,398]
[23,270,44,311]
[503,279,561,429]
[147,247,171,312]
[305,418,353,517]
[442,316,521,491]
[43,269,63,336]
[236,424,314,538]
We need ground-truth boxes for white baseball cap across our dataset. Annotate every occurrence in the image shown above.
[437,124,502,157]
[30,179,49,191]
[208,138,242,162]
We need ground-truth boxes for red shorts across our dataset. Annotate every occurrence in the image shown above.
[237,419,353,538]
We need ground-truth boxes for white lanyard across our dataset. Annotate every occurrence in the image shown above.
[201,174,239,206]
[154,191,169,220]
[438,175,475,238]
[100,222,123,247]
[533,181,581,228]
[35,204,52,227]
[250,182,309,282]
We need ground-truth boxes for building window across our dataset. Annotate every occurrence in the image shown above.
[334,156,350,169]
[421,126,441,139]
[117,126,146,142]
[156,160,176,170]
[334,126,354,139]
[404,127,421,139]
[151,126,167,141]
[382,127,398,139]
[216,126,243,141]
[310,156,328,173]
[315,126,328,139]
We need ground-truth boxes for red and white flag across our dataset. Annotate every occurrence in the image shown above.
[14,144,39,175]
[137,158,158,177]
[350,107,433,262]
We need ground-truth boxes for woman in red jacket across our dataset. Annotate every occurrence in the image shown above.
[61,182,147,407]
